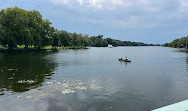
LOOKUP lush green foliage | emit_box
[0,7,54,49]
[55,31,154,47]
[55,30,91,48]
[0,7,154,50]
[164,36,188,48]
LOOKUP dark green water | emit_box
[0,47,188,111]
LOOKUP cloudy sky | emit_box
[1,0,188,43]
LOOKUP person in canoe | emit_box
[120,57,123,60]
[125,57,128,60]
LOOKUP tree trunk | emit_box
[25,44,28,49]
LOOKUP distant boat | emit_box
[108,44,113,48]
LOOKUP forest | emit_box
[0,7,154,50]
[164,36,188,48]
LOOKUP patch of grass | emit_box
[17,45,25,48]
[43,46,65,50]
[17,45,35,48]
[0,45,88,53]
[43,46,53,49]
[43,46,87,49]
[0,45,8,50]
[64,46,87,49]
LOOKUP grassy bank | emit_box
[164,47,188,53]
[0,45,87,53]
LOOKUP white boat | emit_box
[108,44,113,48]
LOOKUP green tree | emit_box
[71,32,81,47]
[166,36,188,48]
[81,35,91,47]
[105,38,113,45]
[90,35,107,47]
[0,7,54,49]
[57,30,71,47]
[52,33,60,48]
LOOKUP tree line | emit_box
[0,7,154,50]
[47,31,155,48]
[164,36,188,48]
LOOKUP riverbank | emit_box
[180,48,188,53]
[171,47,185,51]
[164,47,188,53]
[0,45,88,53]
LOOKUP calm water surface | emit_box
[0,47,188,111]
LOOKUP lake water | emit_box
[0,46,188,111]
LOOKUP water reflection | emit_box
[0,52,56,95]
[13,78,116,111]
[1,47,188,111]
[119,61,131,66]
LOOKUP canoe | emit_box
[119,59,131,62]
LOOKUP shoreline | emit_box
[0,46,163,53]
[164,47,188,53]
[0,46,88,53]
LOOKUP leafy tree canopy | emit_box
[0,7,54,49]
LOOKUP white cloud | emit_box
[51,0,69,4]
[78,15,159,29]
[180,0,188,7]
[50,0,126,9]
[49,0,188,29]
[49,0,173,12]
[175,0,188,18]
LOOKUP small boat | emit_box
[119,59,131,62]
[108,44,113,48]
